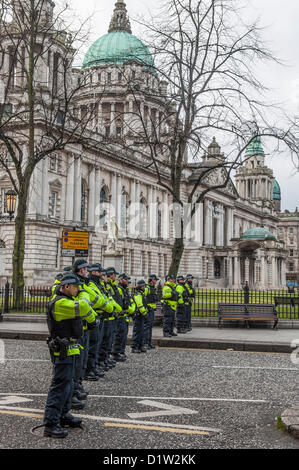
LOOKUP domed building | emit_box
[0,0,288,289]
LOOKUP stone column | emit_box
[41,158,49,216]
[88,165,96,227]
[194,202,203,245]
[73,156,81,223]
[271,256,277,288]
[129,178,136,236]
[116,174,122,229]
[228,256,233,287]
[110,172,117,222]
[65,154,75,223]
[162,191,169,240]
[94,166,101,226]
[244,257,250,283]
[110,103,116,135]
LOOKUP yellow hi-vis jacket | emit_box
[49,291,97,356]
[133,290,148,316]
[87,280,114,316]
[101,280,122,320]
[162,282,178,311]
[117,284,136,322]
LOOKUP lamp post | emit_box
[0,189,17,222]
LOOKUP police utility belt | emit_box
[47,336,78,362]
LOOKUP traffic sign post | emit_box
[62,231,89,257]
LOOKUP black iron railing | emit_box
[0,283,298,320]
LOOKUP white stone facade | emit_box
[0,0,287,289]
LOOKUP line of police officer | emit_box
[43,261,195,438]
[161,274,195,337]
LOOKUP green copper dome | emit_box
[82,31,155,71]
[273,179,281,200]
[245,137,264,156]
[240,227,276,240]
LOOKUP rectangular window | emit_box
[57,110,64,125]
[118,72,122,82]
[48,191,57,218]
[289,262,294,272]
[107,72,112,82]
[49,154,57,172]
[290,249,294,257]
[0,188,8,214]
[98,73,101,82]
[0,103,12,119]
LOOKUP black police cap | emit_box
[148,274,159,281]
[88,263,102,272]
[106,267,119,275]
[118,273,131,280]
[137,279,146,287]
[72,258,89,272]
[60,274,80,286]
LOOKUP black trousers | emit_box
[144,307,155,345]
[112,316,127,354]
[131,315,145,349]
[44,355,76,426]
[162,304,176,334]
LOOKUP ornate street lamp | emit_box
[0,189,17,222]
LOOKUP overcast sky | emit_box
[69,0,299,212]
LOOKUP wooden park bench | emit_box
[218,303,278,329]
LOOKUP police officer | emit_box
[185,274,195,331]
[106,267,123,365]
[144,274,159,349]
[131,280,148,353]
[176,276,189,333]
[97,269,122,371]
[51,274,63,298]
[111,273,136,361]
[85,263,115,380]
[44,273,99,438]
[72,260,108,403]
[162,274,178,337]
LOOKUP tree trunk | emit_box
[168,235,184,277]
[12,178,30,308]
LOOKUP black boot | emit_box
[83,370,99,381]
[44,424,68,438]
[71,396,86,410]
[61,413,83,428]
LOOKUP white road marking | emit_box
[0,405,222,433]
[127,400,198,419]
[0,395,33,406]
[0,392,267,403]
[212,366,298,371]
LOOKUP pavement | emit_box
[0,312,299,440]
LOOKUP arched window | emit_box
[139,198,147,235]
[99,187,109,228]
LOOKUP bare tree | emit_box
[110,0,299,275]
[0,0,97,294]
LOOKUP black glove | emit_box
[87,317,101,330]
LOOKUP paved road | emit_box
[0,339,298,451]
